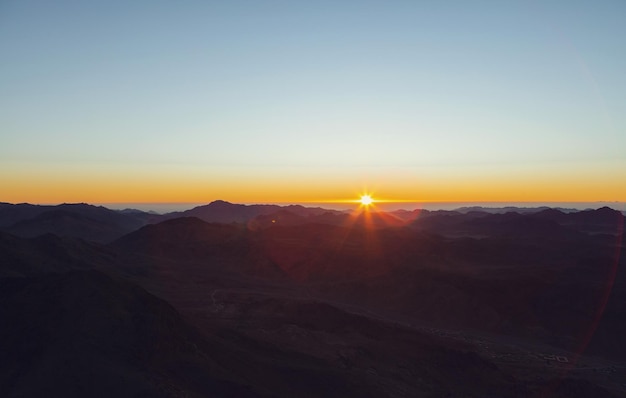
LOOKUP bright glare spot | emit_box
[360,195,373,206]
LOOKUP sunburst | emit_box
[360,194,373,206]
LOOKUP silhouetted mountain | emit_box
[116,208,160,217]
[462,212,584,240]
[388,208,423,221]
[410,210,487,235]
[411,207,624,240]
[0,203,150,243]
[163,200,341,224]
[0,202,49,227]
[0,269,558,398]
[454,206,570,214]
[555,207,625,239]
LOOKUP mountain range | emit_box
[0,200,624,397]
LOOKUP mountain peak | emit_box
[209,199,234,206]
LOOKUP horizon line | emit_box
[3,200,625,214]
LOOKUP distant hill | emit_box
[2,201,622,242]
[162,200,342,224]
[0,201,351,243]
[411,207,624,239]
[454,206,578,214]
[0,203,153,243]
[532,206,625,234]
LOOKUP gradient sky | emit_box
[1,0,625,205]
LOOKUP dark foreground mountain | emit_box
[0,270,261,398]
[111,209,626,358]
[0,269,564,398]
[1,202,625,396]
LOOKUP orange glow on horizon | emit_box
[1,163,625,205]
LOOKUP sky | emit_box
[1,0,625,207]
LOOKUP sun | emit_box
[360,194,374,206]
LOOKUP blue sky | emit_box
[1,1,625,204]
